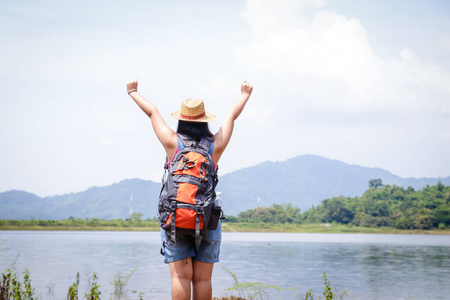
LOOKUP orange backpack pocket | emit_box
[174,152,208,179]
[166,208,203,230]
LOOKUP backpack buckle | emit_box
[199,162,209,182]
[196,206,204,215]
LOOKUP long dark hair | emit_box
[176,120,213,142]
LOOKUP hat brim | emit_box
[170,110,217,122]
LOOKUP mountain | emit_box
[1,155,449,219]
[0,179,161,220]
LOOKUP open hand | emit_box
[241,80,253,96]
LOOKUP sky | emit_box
[1,0,449,197]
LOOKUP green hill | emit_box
[236,182,450,230]
[1,155,449,219]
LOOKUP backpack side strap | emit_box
[169,201,177,244]
[195,206,203,250]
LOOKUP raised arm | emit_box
[213,80,253,163]
[126,79,177,159]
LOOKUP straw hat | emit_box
[171,99,216,122]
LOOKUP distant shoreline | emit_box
[1,223,450,235]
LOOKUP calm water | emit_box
[1,231,450,299]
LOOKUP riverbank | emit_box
[224,222,450,234]
[1,222,450,234]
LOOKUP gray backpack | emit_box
[158,134,220,249]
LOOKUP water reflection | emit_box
[1,231,449,300]
[218,236,450,299]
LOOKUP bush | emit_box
[359,215,378,228]
[396,217,412,230]
[412,215,436,229]
[435,207,450,226]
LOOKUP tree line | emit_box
[229,180,450,230]
[1,181,449,231]
[0,213,159,229]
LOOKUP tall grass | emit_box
[111,268,137,296]
[0,269,36,300]
[215,266,350,300]
[1,265,355,300]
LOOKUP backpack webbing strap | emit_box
[169,201,177,245]
[169,202,201,246]
[159,158,169,198]
[173,175,208,188]
[195,207,203,250]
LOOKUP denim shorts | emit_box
[160,221,222,264]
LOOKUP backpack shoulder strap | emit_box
[178,134,200,149]
[177,134,213,154]
[177,134,189,149]
[199,136,215,155]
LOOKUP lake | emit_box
[1,231,449,299]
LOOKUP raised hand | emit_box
[241,80,253,96]
[126,78,138,95]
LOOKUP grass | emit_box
[221,222,450,235]
[1,267,345,300]
[1,222,450,234]
[0,225,158,231]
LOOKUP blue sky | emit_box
[1,0,449,196]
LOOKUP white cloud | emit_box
[222,0,450,179]
[242,0,325,39]
[234,0,450,116]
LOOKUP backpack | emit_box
[158,134,220,250]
